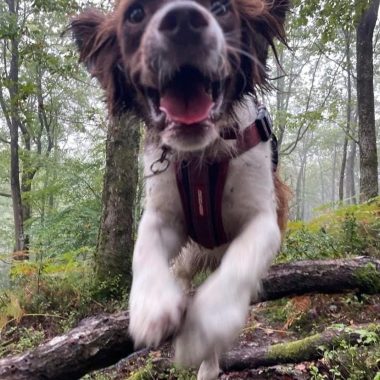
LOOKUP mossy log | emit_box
[139,323,380,374]
[0,256,379,380]
[220,323,380,371]
[0,312,133,380]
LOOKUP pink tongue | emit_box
[160,83,213,125]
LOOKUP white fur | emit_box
[128,97,280,378]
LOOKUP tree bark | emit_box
[317,157,325,204]
[95,114,140,292]
[260,256,380,301]
[0,256,378,380]
[356,0,380,202]
[339,31,353,203]
[220,323,380,371]
[296,147,307,220]
[0,311,133,380]
[132,323,380,375]
[339,138,349,203]
[346,138,357,204]
[331,144,337,203]
[2,0,28,255]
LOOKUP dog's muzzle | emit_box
[145,2,225,72]
[139,1,229,150]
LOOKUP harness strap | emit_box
[175,161,229,249]
[175,105,276,249]
[222,106,278,170]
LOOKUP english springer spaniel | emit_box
[71,0,290,378]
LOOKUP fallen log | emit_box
[261,255,380,300]
[220,323,380,371]
[0,312,133,380]
[0,256,379,380]
[149,323,380,374]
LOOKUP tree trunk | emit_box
[339,31,353,203]
[331,144,337,203]
[0,256,378,380]
[339,138,348,202]
[6,0,27,256]
[295,162,303,220]
[318,157,325,204]
[9,122,26,256]
[346,138,357,204]
[19,135,38,257]
[95,115,140,293]
[356,0,380,202]
[296,149,307,220]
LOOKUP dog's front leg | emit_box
[129,210,186,348]
[175,212,280,368]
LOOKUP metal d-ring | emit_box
[146,147,171,178]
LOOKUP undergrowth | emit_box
[278,197,380,263]
[0,248,128,358]
[0,198,378,369]
[310,331,380,380]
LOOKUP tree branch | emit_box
[0,256,378,380]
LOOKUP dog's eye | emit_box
[126,4,145,23]
[211,0,230,16]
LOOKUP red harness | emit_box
[175,106,276,249]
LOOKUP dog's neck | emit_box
[232,95,259,132]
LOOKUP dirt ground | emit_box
[87,293,380,379]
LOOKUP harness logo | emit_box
[196,187,205,217]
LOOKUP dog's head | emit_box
[71,0,289,152]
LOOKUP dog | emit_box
[71,0,289,378]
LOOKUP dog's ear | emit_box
[236,0,290,90]
[70,9,132,116]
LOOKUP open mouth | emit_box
[146,66,224,127]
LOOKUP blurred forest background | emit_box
[0,0,379,378]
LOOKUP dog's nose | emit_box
[158,6,209,42]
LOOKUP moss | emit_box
[267,324,380,365]
[267,333,322,362]
[261,298,288,324]
[354,263,380,294]
[127,362,155,380]
[126,360,196,380]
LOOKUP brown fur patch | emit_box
[274,171,291,236]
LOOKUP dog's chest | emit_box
[144,141,276,246]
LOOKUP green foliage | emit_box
[278,225,341,262]
[0,244,129,324]
[29,198,101,258]
[8,255,93,315]
[294,0,371,42]
[308,325,380,379]
[127,356,196,380]
[278,198,380,262]
[354,263,380,294]
[314,332,380,379]
[0,326,45,357]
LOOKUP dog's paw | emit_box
[129,275,186,348]
[197,352,220,380]
[175,273,250,367]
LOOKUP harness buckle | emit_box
[255,106,273,142]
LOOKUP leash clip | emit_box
[148,146,171,177]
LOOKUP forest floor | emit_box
[84,292,380,379]
[1,201,379,379]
